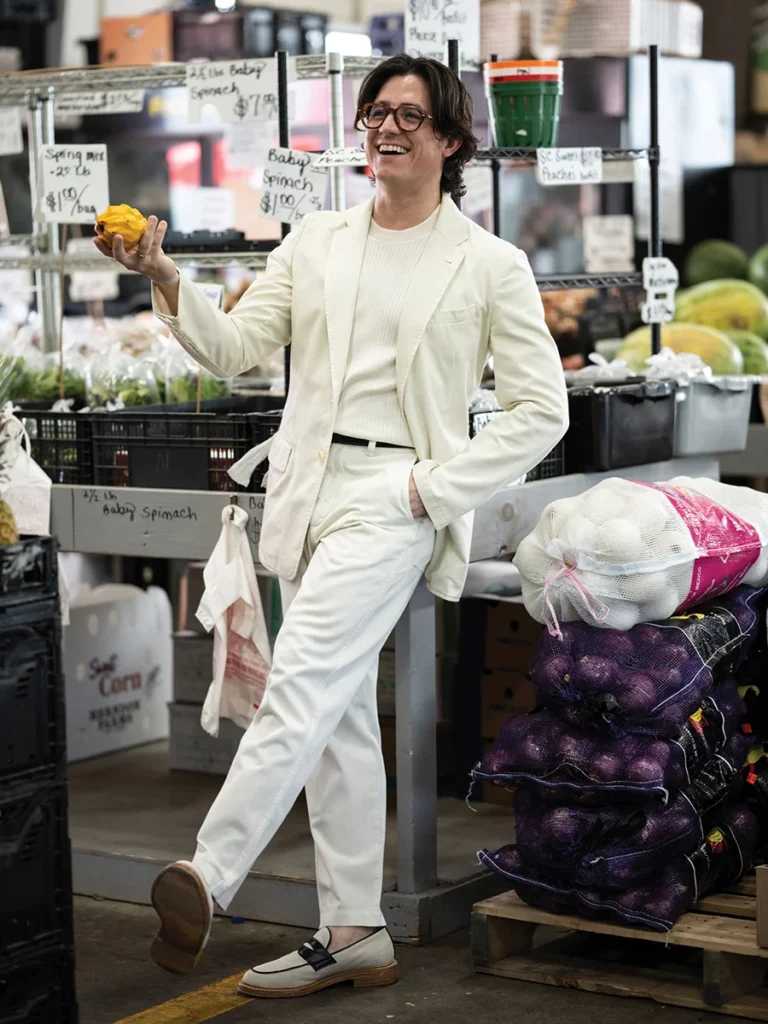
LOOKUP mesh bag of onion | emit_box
[471,679,745,803]
[531,586,765,739]
[515,730,751,889]
[514,476,768,632]
[742,748,768,858]
[479,803,758,931]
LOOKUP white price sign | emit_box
[187,59,282,124]
[641,256,678,324]
[462,164,493,218]
[225,121,277,170]
[405,0,480,70]
[260,148,328,225]
[314,147,369,168]
[0,107,23,156]
[536,148,603,186]
[67,237,119,303]
[583,215,635,274]
[41,144,109,224]
[0,245,34,304]
[196,283,224,309]
[56,91,146,116]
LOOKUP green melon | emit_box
[684,240,749,287]
[675,279,768,339]
[617,322,745,375]
[749,244,768,295]
[726,329,768,374]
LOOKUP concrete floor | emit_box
[74,895,734,1024]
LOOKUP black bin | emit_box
[564,380,676,473]
[0,940,78,1023]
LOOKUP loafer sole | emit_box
[150,864,211,975]
[237,960,399,998]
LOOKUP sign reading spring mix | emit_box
[186,59,283,123]
[41,144,110,223]
[405,0,480,71]
[260,148,329,225]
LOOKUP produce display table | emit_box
[51,454,718,941]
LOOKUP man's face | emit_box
[363,73,460,192]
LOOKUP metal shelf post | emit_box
[276,49,291,395]
[39,87,61,355]
[327,52,346,212]
[648,43,662,355]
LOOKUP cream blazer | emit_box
[153,193,569,602]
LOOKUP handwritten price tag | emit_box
[41,144,109,224]
[641,257,678,325]
[314,147,369,168]
[0,108,23,156]
[187,59,279,124]
[535,148,603,186]
[56,91,146,116]
[260,148,328,225]
[406,0,480,70]
[67,237,119,303]
[583,215,635,273]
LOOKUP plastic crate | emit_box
[0,536,58,611]
[526,441,565,481]
[90,412,253,492]
[675,378,752,456]
[0,940,78,1024]
[20,411,93,486]
[564,380,676,473]
[168,700,241,775]
[0,771,74,956]
[0,603,65,781]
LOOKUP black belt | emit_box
[331,433,414,451]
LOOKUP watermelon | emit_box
[749,244,768,295]
[675,279,768,339]
[727,329,768,374]
[617,323,745,375]
[684,240,749,287]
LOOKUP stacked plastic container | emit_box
[483,60,563,148]
[0,537,78,1022]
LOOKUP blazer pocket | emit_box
[268,434,293,473]
[432,303,478,325]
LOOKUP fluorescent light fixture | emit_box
[325,31,372,56]
[215,0,237,11]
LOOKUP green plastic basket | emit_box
[486,80,563,148]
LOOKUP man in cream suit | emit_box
[95,54,568,998]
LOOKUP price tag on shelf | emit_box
[0,107,23,156]
[260,148,328,225]
[67,237,119,303]
[641,256,678,324]
[462,164,493,218]
[314,147,369,168]
[196,283,224,309]
[583,214,635,273]
[535,148,603,186]
[187,58,282,124]
[405,0,480,71]
[225,121,277,170]
[41,144,109,224]
[55,91,146,116]
[0,244,34,304]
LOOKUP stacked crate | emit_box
[0,536,78,1023]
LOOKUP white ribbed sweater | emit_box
[334,207,439,447]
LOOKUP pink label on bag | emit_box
[638,482,761,609]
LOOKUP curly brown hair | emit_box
[355,54,479,199]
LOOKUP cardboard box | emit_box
[483,598,541,673]
[100,12,173,66]
[63,584,172,763]
[173,632,214,706]
[168,701,242,775]
[481,669,536,740]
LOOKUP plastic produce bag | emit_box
[162,343,229,404]
[0,406,52,536]
[472,679,745,803]
[515,730,751,889]
[514,476,768,632]
[478,803,758,932]
[195,504,271,737]
[532,586,765,738]
[85,344,160,410]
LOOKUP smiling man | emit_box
[94,53,568,999]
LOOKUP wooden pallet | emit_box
[472,874,768,1021]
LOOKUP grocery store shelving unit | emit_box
[0,44,671,942]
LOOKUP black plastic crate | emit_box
[90,412,254,492]
[0,536,58,611]
[0,771,74,957]
[0,0,56,21]
[0,604,65,781]
[564,380,676,474]
[20,411,93,486]
[526,441,565,482]
[245,411,284,491]
[0,940,78,1024]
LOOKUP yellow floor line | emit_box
[112,973,249,1024]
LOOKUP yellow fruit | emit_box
[0,500,19,546]
[94,204,148,250]
[617,322,745,375]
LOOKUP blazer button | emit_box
[317,450,326,463]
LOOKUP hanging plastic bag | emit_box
[0,405,52,536]
[196,504,271,736]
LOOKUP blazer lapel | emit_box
[395,195,468,407]
[324,199,373,402]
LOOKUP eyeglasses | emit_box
[356,102,434,133]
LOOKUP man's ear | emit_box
[442,135,462,158]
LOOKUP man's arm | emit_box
[152,219,309,379]
[411,249,568,530]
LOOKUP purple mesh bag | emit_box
[472,679,745,804]
[515,730,752,889]
[532,586,765,739]
[479,803,758,932]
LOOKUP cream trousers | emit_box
[193,442,436,925]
